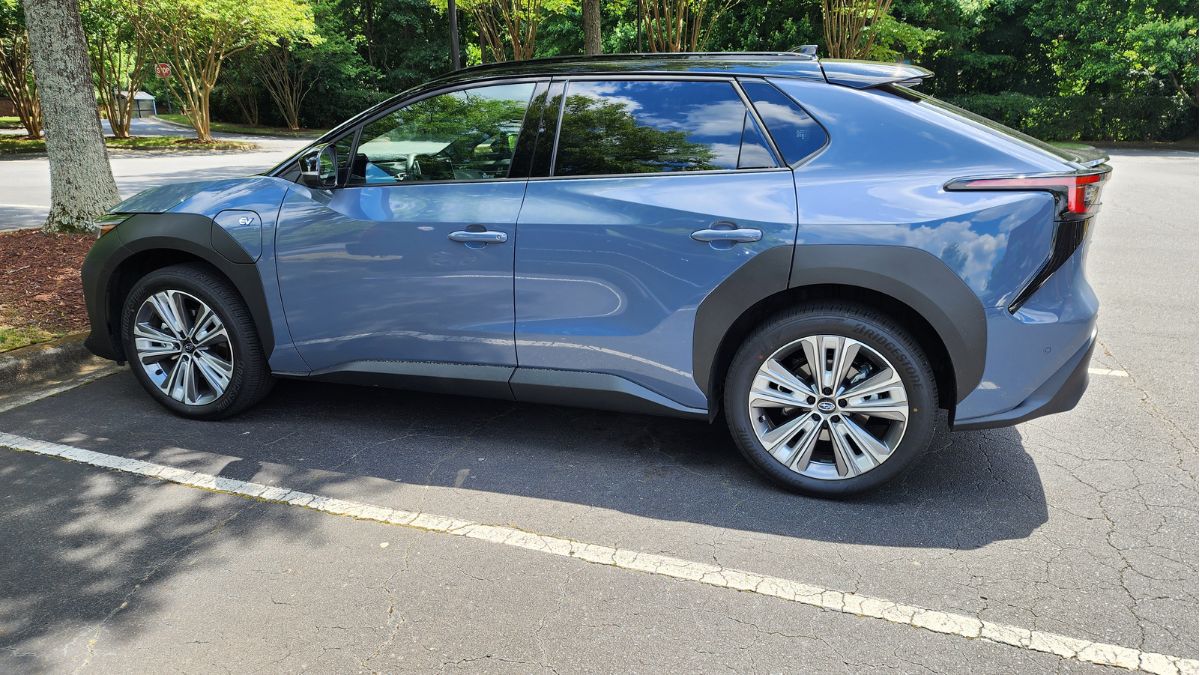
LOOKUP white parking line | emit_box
[1089,367,1130,377]
[0,431,1194,675]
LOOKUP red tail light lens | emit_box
[946,169,1110,217]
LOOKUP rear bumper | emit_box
[952,241,1098,430]
[953,332,1094,431]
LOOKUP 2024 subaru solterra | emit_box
[82,53,1111,496]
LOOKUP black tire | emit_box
[120,263,273,420]
[723,302,939,497]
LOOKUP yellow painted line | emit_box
[0,431,1195,675]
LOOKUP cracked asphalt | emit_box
[0,149,1196,672]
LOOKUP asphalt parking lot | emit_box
[0,149,1196,673]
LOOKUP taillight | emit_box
[945,168,1111,218]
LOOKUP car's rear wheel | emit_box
[120,264,273,420]
[724,302,939,497]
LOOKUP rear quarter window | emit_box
[740,80,828,165]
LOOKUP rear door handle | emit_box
[691,228,762,244]
[448,230,508,244]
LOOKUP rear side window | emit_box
[740,80,827,164]
[553,80,776,177]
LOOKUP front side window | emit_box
[553,80,776,177]
[349,82,536,185]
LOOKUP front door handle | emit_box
[448,230,508,244]
[691,227,762,244]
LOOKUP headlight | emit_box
[93,213,131,238]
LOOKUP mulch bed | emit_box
[0,229,93,333]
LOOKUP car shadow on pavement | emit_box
[0,373,1049,670]
[251,379,1048,550]
[2,373,1048,552]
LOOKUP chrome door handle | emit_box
[448,230,508,244]
[691,228,762,244]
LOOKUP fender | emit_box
[693,244,987,406]
[81,213,275,362]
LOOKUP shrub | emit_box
[947,92,1197,142]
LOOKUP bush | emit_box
[948,92,1198,142]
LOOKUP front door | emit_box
[514,78,799,410]
[276,82,539,373]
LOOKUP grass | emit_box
[157,113,325,138]
[0,135,257,154]
[0,325,62,352]
[0,116,23,130]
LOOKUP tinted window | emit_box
[553,80,776,177]
[350,82,536,185]
[741,80,827,164]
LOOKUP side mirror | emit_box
[299,144,338,189]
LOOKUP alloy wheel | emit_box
[133,290,235,406]
[747,335,910,480]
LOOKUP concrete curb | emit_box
[0,333,109,395]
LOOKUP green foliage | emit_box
[1124,13,1199,106]
[181,0,1197,142]
[705,0,821,52]
[950,92,1197,141]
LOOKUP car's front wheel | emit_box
[724,302,939,497]
[120,263,273,420]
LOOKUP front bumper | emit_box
[80,229,127,362]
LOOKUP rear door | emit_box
[513,78,799,410]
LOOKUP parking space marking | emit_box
[1,431,1195,675]
[1089,367,1130,377]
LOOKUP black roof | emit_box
[424,52,826,89]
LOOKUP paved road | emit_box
[0,117,309,230]
[0,149,1196,673]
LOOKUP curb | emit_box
[0,333,110,395]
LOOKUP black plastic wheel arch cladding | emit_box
[693,244,987,412]
[81,212,276,363]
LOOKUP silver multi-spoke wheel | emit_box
[133,290,234,406]
[748,335,909,481]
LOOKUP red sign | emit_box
[155,63,171,79]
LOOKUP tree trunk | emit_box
[583,0,601,55]
[21,0,119,234]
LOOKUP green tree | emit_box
[705,0,821,53]
[432,0,576,61]
[81,0,150,139]
[1125,13,1198,107]
[142,0,316,141]
[642,0,739,52]
[0,0,40,137]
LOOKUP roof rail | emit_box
[446,50,818,76]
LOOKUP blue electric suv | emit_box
[81,52,1110,496]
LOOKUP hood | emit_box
[112,176,295,219]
